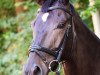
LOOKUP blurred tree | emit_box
[89,0,100,38]
[0,0,15,17]
[15,0,24,15]
[0,0,39,75]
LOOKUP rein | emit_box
[29,4,75,75]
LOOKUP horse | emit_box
[23,0,100,75]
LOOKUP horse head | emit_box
[23,0,75,75]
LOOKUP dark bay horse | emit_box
[23,0,100,75]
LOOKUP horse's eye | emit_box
[57,23,66,29]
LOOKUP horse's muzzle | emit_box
[22,52,48,75]
[23,64,42,75]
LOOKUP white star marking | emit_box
[42,13,49,22]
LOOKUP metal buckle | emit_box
[49,60,60,72]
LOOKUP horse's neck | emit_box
[62,13,100,75]
[73,13,100,49]
[73,14,100,75]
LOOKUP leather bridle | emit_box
[29,4,75,75]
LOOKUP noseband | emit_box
[29,4,75,75]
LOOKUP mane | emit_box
[73,12,100,42]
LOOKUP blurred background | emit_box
[0,0,100,75]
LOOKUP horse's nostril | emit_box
[32,66,41,74]
[33,66,40,72]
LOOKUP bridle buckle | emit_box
[49,60,61,72]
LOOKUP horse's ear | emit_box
[64,0,69,4]
[59,0,69,4]
[64,0,69,3]
[35,0,45,5]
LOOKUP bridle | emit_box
[29,3,75,75]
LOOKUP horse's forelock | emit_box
[41,0,57,12]
[58,0,69,4]
[41,0,69,12]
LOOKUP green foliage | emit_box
[0,0,15,17]
[95,0,100,9]
[0,1,39,75]
[0,0,100,75]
